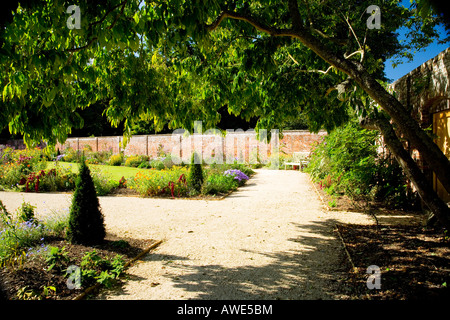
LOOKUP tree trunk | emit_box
[361,115,450,229]
[290,29,450,196]
[207,9,450,195]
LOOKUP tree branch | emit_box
[65,37,98,53]
[205,1,450,196]
[359,115,450,229]
[287,52,335,74]
[344,49,363,60]
[89,0,128,29]
[206,10,294,36]
[341,13,362,50]
[107,0,127,30]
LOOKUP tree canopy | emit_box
[3,0,450,226]
[1,0,447,146]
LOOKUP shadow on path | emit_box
[143,219,352,300]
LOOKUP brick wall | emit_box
[51,130,326,163]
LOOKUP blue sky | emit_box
[383,1,450,82]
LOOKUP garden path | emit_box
[95,169,373,299]
[0,169,374,299]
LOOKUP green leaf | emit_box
[133,12,140,24]
[2,84,9,102]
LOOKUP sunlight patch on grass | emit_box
[46,162,150,181]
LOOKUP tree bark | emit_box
[207,7,450,196]
[287,28,450,196]
[361,115,450,229]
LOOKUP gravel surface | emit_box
[0,169,374,300]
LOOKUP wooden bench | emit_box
[284,151,310,170]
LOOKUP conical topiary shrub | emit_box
[66,157,105,245]
[188,152,204,194]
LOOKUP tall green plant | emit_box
[66,157,105,245]
[306,121,416,208]
[188,152,204,194]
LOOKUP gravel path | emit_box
[0,169,374,300]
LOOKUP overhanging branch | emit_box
[206,10,294,37]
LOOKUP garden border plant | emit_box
[0,198,161,300]
[1,147,255,200]
[305,121,420,211]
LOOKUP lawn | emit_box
[46,161,149,181]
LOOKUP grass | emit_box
[46,161,150,181]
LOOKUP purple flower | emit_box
[223,169,249,182]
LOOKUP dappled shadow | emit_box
[370,208,427,227]
[337,223,450,299]
[144,219,352,300]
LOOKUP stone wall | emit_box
[389,47,450,201]
[389,47,450,129]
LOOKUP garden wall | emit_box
[389,47,450,202]
[48,130,326,163]
[389,47,450,130]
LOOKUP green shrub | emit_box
[129,166,189,197]
[125,155,149,167]
[108,153,124,166]
[188,152,204,194]
[80,250,125,288]
[45,246,70,272]
[201,173,238,195]
[22,167,77,193]
[0,148,47,190]
[150,159,165,170]
[84,151,112,165]
[137,161,151,169]
[0,202,69,268]
[61,148,79,162]
[89,167,118,196]
[66,158,105,245]
[306,121,417,209]
[17,202,36,223]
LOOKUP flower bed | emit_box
[0,201,151,300]
[128,166,190,198]
[1,148,254,198]
[128,165,252,198]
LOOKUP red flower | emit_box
[35,176,39,192]
[118,176,127,188]
[178,174,186,185]
[168,181,175,198]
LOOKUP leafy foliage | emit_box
[66,157,105,245]
[202,173,238,195]
[80,250,125,288]
[45,246,70,272]
[124,155,149,168]
[188,152,204,194]
[108,153,124,166]
[306,121,419,209]
[0,0,447,148]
